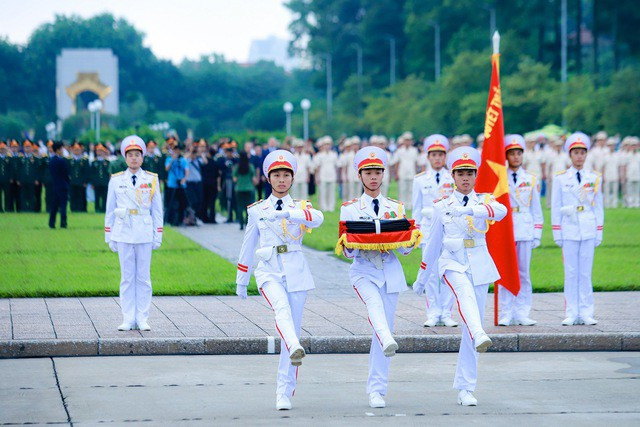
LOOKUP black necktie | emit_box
[512,172,517,185]
[576,171,581,184]
[462,195,469,206]
[276,199,283,211]
[372,199,379,216]
[435,172,440,184]
[131,175,137,186]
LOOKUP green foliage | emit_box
[243,100,286,131]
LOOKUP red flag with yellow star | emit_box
[475,33,521,325]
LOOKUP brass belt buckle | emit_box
[512,206,520,213]
[576,205,584,212]
[463,239,475,248]
[276,245,288,254]
[129,209,139,215]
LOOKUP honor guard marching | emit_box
[339,146,418,409]
[552,132,604,326]
[499,135,543,326]
[235,149,324,411]
[91,144,111,213]
[412,134,457,327]
[420,146,506,406]
[105,136,164,331]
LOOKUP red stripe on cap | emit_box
[267,161,294,173]
[569,142,588,151]
[358,158,384,170]
[427,143,447,152]
[505,143,522,152]
[451,159,477,170]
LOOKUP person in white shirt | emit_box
[621,137,640,207]
[545,137,571,208]
[390,131,419,208]
[602,137,622,208]
[585,131,608,173]
[291,138,312,200]
[312,136,339,211]
[339,137,361,202]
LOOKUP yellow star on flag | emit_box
[487,160,509,198]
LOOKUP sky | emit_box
[0,0,295,63]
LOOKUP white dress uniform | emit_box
[602,142,621,208]
[292,140,312,200]
[545,145,571,207]
[421,146,506,405]
[235,150,324,410]
[339,146,414,408]
[623,139,640,207]
[312,136,338,212]
[391,139,419,209]
[411,135,455,326]
[105,136,163,330]
[339,141,360,202]
[551,133,604,325]
[499,135,543,326]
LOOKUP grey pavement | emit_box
[1,352,639,425]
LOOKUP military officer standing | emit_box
[498,135,543,326]
[412,134,457,327]
[390,131,419,208]
[8,140,22,212]
[235,149,324,411]
[143,140,166,185]
[420,146,507,406]
[16,140,40,212]
[291,138,312,200]
[105,135,163,331]
[41,141,54,213]
[552,132,604,326]
[340,146,416,409]
[91,144,111,213]
[312,136,338,211]
[0,141,11,212]
[69,142,89,212]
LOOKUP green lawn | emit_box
[0,213,257,298]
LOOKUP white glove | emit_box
[412,280,425,296]
[152,242,161,250]
[450,206,473,217]
[532,238,541,249]
[108,241,118,253]
[236,284,248,300]
[554,239,563,248]
[267,211,290,222]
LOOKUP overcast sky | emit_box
[0,0,294,63]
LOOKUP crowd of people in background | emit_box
[0,129,639,225]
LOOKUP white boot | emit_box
[474,333,492,353]
[515,317,537,326]
[441,317,458,327]
[423,316,438,327]
[289,343,306,366]
[382,338,398,357]
[457,390,478,406]
[582,317,598,325]
[562,317,577,326]
[137,321,151,331]
[276,394,292,410]
[118,323,135,331]
[498,316,512,326]
[368,392,385,408]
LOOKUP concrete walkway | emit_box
[1,223,639,358]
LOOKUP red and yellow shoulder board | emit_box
[555,170,567,175]
[433,195,449,203]
[247,199,263,208]
[145,171,158,177]
[111,171,124,177]
[386,196,403,205]
[342,198,358,207]
[415,171,426,177]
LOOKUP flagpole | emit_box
[492,30,500,327]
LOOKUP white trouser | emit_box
[416,259,454,320]
[291,181,308,200]
[117,242,153,325]
[318,181,336,212]
[343,181,360,202]
[499,240,533,321]
[353,282,398,396]
[398,179,413,209]
[562,239,595,320]
[442,271,489,392]
[546,179,553,208]
[628,181,640,207]
[260,281,307,398]
[604,180,619,208]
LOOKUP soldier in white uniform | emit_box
[291,138,312,200]
[339,137,360,202]
[545,137,571,208]
[312,136,338,211]
[421,146,506,406]
[235,150,324,410]
[370,135,391,196]
[390,131,419,208]
[603,137,621,208]
[411,134,457,327]
[498,135,543,326]
[105,135,163,331]
[551,132,604,326]
[622,137,640,207]
[340,146,415,409]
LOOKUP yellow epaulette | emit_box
[247,199,263,208]
[386,196,403,205]
[145,171,158,176]
[342,198,358,207]
[111,171,124,177]
[415,171,426,177]
[555,170,567,175]
[433,195,449,203]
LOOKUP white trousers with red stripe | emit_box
[499,240,533,321]
[353,281,398,396]
[260,281,307,397]
[442,270,489,392]
[416,259,454,321]
[117,242,153,325]
[562,239,595,320]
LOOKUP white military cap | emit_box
[423,134,449,153]
[291,138,305,148]
[504,134,526,152]
[263,149,297,176]
[460,134,473,145]
[476,133,485,143]
[120,135,146,156]
[447,146,481,171]
[606,137,617,146]
[564,132,591,153]
[342,137,353,148]
[350,135,362,147]
[399,131,414,142]
[353,146,388,171]
[316,135,333,148]
[595,131,608,141]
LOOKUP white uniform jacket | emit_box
[340,193,414,294]
[105,169,163,245]
[422,191,507,286]
[508,167,543,242]
[236,195,324,292]
[412,168,455,232]
[551,167,604,242]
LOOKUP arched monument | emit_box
[56,48,119,120]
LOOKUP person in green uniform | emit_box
[143,140,166,185]
[32,143,44,212]
[16,140,40,212]
[8,140,21,212]
[0,141,11,212]
[91,143,111,213]
[108,144,127,175]
[232,151,256,230]
[69,142,89,212]
[41,141,54,213]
